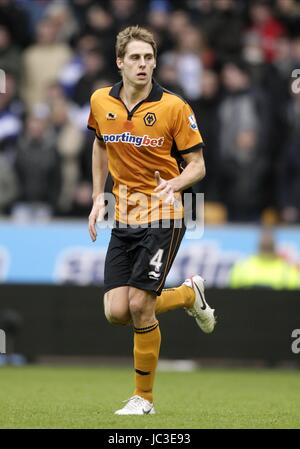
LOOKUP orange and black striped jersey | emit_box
[88,79,204,224]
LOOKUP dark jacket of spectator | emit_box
[15,117,61,208]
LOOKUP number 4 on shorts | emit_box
[150,249,164,272]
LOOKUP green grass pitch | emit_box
[0,365,299,429]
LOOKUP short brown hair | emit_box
[116,25,157,59]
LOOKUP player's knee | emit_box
[128,297,145,317]
[104,294,130,325]
[129,291,146,317]
[128,289,156,319]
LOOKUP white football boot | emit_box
[184,275,216,334]
[114,395,155,415]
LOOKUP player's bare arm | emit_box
[154,150,206,204]
[88,138,108,242]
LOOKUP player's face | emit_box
[117,40,156,87]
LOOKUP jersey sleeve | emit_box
[87,95,103,141]
[173,101,204,154]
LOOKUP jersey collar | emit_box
[109,79,163,103]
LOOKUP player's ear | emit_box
[116,57,123,70]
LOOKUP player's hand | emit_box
[154,170,176,205]
[88,194,105,242]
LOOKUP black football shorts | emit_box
[104,220,186,296]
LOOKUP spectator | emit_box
[167,9,192,45]
[207,0,244,62]
[230,228,300,289]
[48,87,84,215]
[248,0,286,63]
[59,33,102,98]
[0,25,21,80]
[146,1,173,56]
[156,56,184,95]
[160,24,205,100]
[275,0,300,38]
[21,17,72,110]
[264,36,294,205]
[190,69,221,200]
[278,88,300,223]
[174,25,205,100]
[108,0,143,30]
[84,5,115,61]
[72,47,109,106]
[70,0,95,31]
[0,0,32,48]
[44,1,79,43]
[217,60,269,221]
[14,108,61,219]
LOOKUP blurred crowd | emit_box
[0,0,300,223]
